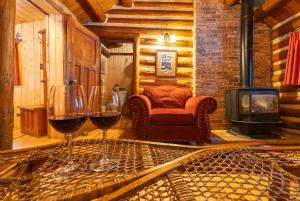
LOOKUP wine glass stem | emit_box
[67,134,74,168]
[102,129,108,161]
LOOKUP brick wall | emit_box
[194,0,271,129]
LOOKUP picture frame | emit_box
[156,50,177,77]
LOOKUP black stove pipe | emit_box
[240,0,254,88]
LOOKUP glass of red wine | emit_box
[48,84,87,179]
[88,86,121,172]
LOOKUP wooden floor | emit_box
[13,117,300,150]
[13,117,135,150]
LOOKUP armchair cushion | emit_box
[144,85,192,108]
[150,108,194,126]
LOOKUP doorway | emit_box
[101,40,134,115]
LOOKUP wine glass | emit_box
[48,84,87,179]
[88,86,121,172]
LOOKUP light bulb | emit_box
[157,34,164,43]
[169,33,177,43]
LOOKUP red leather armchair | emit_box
[128,85,217,144]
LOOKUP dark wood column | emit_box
[0,0,16,149]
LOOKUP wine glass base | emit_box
[90,158,117,172]
[53,164,83,181]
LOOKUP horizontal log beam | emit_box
[140,38,193,47]
[272,73,285,83]
[271,17,300,39]
[272,49,288,62]
[107,18,193,27]
[280,104,300,118]
[119,0,133,7]
[277,126,300,135]
[89,22,192,30]
[254,0,290,22]
[86,25,193,37]
[272,38,289,51]
[46,0,78,20]
[272,63,286,72]
[280,116,300,130]
[110,52,134,56]
[134,2,193,8]
[107,9,193,17]
[224,0,238,6]
[140,48,192,57]
[140,59,192,67]
[280,92,300,104]
[139,79,192,88]
[140,71,192,78]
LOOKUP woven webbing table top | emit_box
[0,139,300,201]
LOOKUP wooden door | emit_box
[65,15,100,100]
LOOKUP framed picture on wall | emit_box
[156,50,177,77]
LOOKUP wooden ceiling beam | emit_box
[119,0,133,7]
[254,0,290,22]
[85,25,193,37]
[46,0,78,20]
[86,0,106,22]
[24,0,48,15]
[224,0,238,6]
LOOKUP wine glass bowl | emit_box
[88,86,121,172]
[48,85,87,179]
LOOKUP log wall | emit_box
[86,0,194,93]
[270,17,300,135]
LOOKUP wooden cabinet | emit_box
[20,106,47,137]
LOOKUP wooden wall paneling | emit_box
[104,54,133,103]
[40,30,47,105]
[33,21,41,106]
[14,25,22,131]
[47,14,65,138]
[13,20,46,133]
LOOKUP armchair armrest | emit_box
[185,96,217,142]
[128,95,151,115]
[128,95,152,139]
[185,96,217,116]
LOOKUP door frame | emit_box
[96,32,140,95]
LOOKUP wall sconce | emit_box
[157,33,177,44]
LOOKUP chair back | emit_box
[143,85,192,108]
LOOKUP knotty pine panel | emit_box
[14,20,46,130]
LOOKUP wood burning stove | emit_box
[225,88,280,135]
[225,0,280,136]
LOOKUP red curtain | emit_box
[284,32,300,85]
[14,42,21,86]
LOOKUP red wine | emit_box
[49,114,87,133]
[89,112,121,130]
